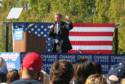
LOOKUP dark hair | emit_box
[73,61,96,84]
[0,73,7,82]
[6,69,19,83]
[93,62,102,74]
[50,60,74,84]
[55,13,62,18]
[75,58,88,64]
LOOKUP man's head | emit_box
[21,52,42,80]
[7,69,19,83]
[74,61,96,83]
[50,60,74,84]
[54,13,62,22]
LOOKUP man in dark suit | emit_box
[49,13,73,53]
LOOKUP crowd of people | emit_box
[0,52,125,84]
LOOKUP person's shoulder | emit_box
[60,21,67,26]
[62,21,66,24]
[11,79,41,84]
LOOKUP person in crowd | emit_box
[50,60,74,84]
[37,70,50,84]
[71,59,97,84]
[6,69,19,83]
[121,78,125,84]
[75,58,88,63]
[108,62,125,84]
[85,74,107,84]
[11,52,42,84]
[40,70,50,84]
[0,57,8,83]
[49,13,73,53]
[92,62,102,74]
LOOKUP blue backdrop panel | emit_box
[0,52,21,70]
[41,54,125,74]
[1,52,125,74]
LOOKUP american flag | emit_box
[13,22,53,52]
[69,23,115,54]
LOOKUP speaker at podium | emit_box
[13,28,46,52]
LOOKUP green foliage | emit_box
[0,25,5,52]
[0,0,125,53]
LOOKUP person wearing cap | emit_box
[108,62,125,84]
[11,52,42,84]
[49,13,73,53]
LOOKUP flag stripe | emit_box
[69,50,112,54]
[69,23,115,54]
[69,32,113,36]
[72,45,112,50]
[69,36,113,41]
[71,27,114,32]
[70,41,112,45]
[73,23,115,27]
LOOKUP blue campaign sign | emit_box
[42,54,58,73]
[13,28,23,40]
[8,52,125,74]
[76,54,93,61]
[59,54,76,63]
[42,54,125,74]
[0,53,21,70]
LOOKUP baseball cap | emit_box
[22,52,42,72]
[108,62,125,82]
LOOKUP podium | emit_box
[13,32,46,52]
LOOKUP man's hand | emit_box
[65,16,70,21]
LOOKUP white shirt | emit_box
[55,22,60,34]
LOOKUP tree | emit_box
[107,0,125,53]
[0,0,125,53]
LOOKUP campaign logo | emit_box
[0,53,21,70]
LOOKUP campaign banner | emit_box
[42,54,125,73]
[0,53,21,70]
[0,52,125,74]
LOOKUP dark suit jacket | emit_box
[49,21,73,52]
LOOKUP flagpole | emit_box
[4,22,9,52]
[114,24,120,55]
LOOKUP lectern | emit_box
[13,31,46,52]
